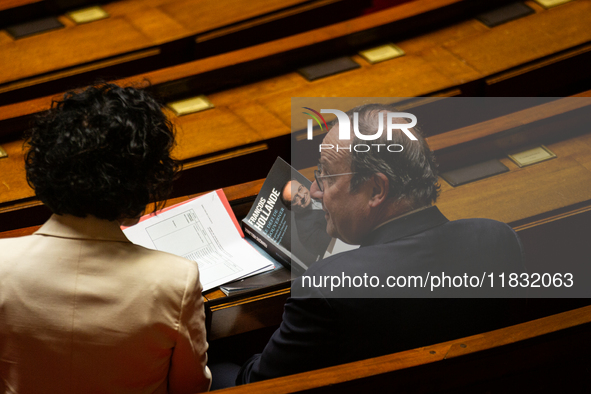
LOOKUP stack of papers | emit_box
[123,190,274,291]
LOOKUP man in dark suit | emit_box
[281,179,332,258]
[237,104,525,384]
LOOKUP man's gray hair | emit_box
[345,103,439,207]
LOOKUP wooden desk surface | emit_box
[3,94,589,204]
[3,0,587,147]
[0,0,474,123]
[0,0,311,85]
[2,0,587,140]
[0,0,42,11]
[444,0,591,76]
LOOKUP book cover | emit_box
[242,157,333,274]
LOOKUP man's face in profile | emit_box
[284,180,312,212]
[310,124,373,244]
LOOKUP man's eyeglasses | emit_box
[314,170,357,192]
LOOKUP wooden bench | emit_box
[0,1,513,228]
[1,0,588,154]
[0,1,587,208]
[0,0,106,28]
[1,3,590,267]
[0,0,369,105]
[0,1,492,204]
[0,0,515,119]
[0,0,42,11]
[1,92,590,231]
[3,91,590,348]
[2,154,590,342]
[210,304,591,393]
[2,95,591,339]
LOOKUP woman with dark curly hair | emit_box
[0,84,211,393]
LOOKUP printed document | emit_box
[123,190,274,291]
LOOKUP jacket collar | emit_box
[34,214,131,243]
[360,206,448,247]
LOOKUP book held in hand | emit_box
[242,157,341,274]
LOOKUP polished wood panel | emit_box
[1,18,153,85]
[444,0,591,76]
[427,98,591,152]
[212,305,591,393]
[207,288,290,340]
[4,0,579,151]
[0,0,369,104]
[3,0,587,127]
[0,0,499,119]
[0,139,31,204]
[0,0,41,11]
[439,153,591,224]
[160,0,305,34]
[0,0,306,84]
[0,0,502,216]
[1,0,581,214]
[2,1,590,240]
[0,1,107,30]
[2,94,590,228]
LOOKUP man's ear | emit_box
[368,173,389,208]
[310,179,322,199]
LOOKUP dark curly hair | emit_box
[346,104,440,207]
[25,84,180,221]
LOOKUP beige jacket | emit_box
[0,214,211,393]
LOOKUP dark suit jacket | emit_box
[293,208,332,257]
[237,206,526,384]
